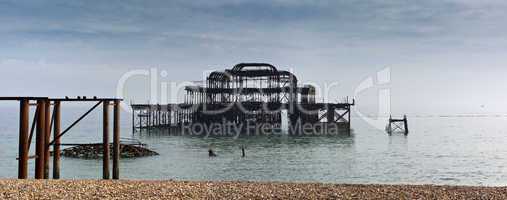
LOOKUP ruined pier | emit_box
[132,63,355,135]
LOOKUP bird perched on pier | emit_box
[93,96,97,99]
[83,96,87,100]
[77,96,81,99]
[65,96,69,99]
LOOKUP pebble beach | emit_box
[1,179,506,199]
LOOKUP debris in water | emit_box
[59,143,158,159]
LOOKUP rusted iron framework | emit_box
[387,115,409,135]
[0,97,122,180]
[132,63,355,135]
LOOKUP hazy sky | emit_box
[1,0,507,115]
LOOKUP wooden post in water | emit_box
[53,101,61,179]
[388,115,392,134]
[113,100,120,179]
[18,99,29,179]
[347,106,351,129]
[148,106,151,128]
[167,105,171,134]
[327,106,335,123]
[387,115,408,135]
[156,106,159,127]
[403,115,409,135]
[102,100,110,179]
[148,108,152,132]
[44,100,51,179]
[131,107,135,134]
[139,111,144,130]
[35,100,46,179]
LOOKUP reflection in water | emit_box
[135,128,355,152]
[388,134,408,152]
[130,128,356,182]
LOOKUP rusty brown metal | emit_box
[44,100,51,179]
[2,96,123,180]
[130,63,354,135]
[113,100,120,179]
[48,101,102,146]
[0,97,47,101]
[103,100,110,179]
[18,99,29,179]
[49,97,122,102]
[27,106,39,153]
[53,101,61,179]
[35,100,46,179]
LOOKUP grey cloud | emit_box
[1,0,507,114]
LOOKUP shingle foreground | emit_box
[1,179,506,200]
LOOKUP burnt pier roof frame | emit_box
[192,63,299,105]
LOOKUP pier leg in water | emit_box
[18,99,29,179]
[102,100,110,179]
[53,101,61,179]
[241,146,246,158]
[209,148,217,157]
[35,100,46,179]
[403,115,409,135]
[113,100,120,180]
[44,100,51,179]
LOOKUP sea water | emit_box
[0,105,506,186]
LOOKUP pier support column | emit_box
[170,104,172,134]
[44,100,51,179]
[347,107,351,131]
[53,101,61,179]
[327,106,335,122]
[388,116,392,134]
[403,115,409,135]
[132,108,135,134]
[18,99,29,179]
[148,107,152,131]
[35,100,46,179]
[140,112,144,130]
[113,100,120,180]
[102,100,110,179]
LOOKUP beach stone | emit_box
[1,180,506,200]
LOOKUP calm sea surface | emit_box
[0,106,506,186]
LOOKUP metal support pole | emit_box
[18,99,29,179]
[102,100,110,179]
[139,111,143,130]
[53,101,61,179]
[388,115,392,134]
[327,106,335,123]
[149,109,152,129]
[44,100,51,179]
[132,108,135,133]
[348,107,351,130]
[403,115,409,135]
[35,100,46,179]
[113,100,120,179]
[157,108,160,126]
[148,107,151,127]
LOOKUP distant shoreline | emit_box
[1,179,506,199]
